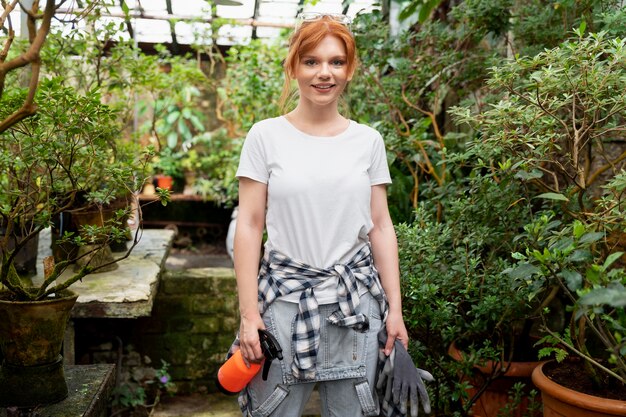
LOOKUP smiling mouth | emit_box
[312,84,335,90]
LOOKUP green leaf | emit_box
[568,249,592,262]
[579,284,626,307]
[420,0,443,23]
[178,119,192,140]
[552,237,573,251]
[166,132,178,149]
[165,110,180,124]
[189,115,205,132]
[577,20,587,37]
[603,252,624,270]
[507,263,541,280]
[573,221,585,239]
[514,169,543,180]
[387,57,410,70]
[399,1,420,22]
[214,0,244,5]
[559,270,582,291]
[536,192,569,202]
[579,232,604,244]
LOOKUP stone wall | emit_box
[134,267,239,394]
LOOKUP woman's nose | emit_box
[318,63,331,77]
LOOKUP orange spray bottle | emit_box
[217,329,283,395]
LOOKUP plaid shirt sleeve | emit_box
[257,244,388,381]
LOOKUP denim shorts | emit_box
[240,292,383,417]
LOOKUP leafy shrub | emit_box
[453,28,626,393]
[397,170,537,415]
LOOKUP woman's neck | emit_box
[285,107,349,137]
[290,102,342,123]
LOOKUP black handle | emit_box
[258,329,283,381]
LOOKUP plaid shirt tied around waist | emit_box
[258,243,389,381]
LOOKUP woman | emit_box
[232,13,410,416]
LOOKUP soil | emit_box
[543,360,626,401]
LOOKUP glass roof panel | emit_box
[3,0,379,47]
[135,18,173,43]
[171,0,212,15]
[217,0,256,19]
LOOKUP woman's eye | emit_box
[332,60,345,66]
[304,60,316,66]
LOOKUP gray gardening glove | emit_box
[391,340,434,417]
[376,347,395,415]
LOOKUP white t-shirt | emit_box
[236,116,391,303]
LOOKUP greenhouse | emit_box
[1,1,626,416]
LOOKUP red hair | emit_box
[279,16,358,112]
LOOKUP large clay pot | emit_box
[0,289,78,407]
[52,197,130,266]
[532,361,626,417]
[449,343,543,417]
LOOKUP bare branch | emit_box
[0,0,20,28]
[0,0,55,133]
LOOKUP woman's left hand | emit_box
[383,310,408,356]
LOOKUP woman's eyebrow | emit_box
[300,54,347,59]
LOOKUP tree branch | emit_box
[0,0,55,133]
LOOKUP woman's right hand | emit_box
[238,311,266,365]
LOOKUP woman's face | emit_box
[294,34,353,109]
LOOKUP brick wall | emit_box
[134,267,239,394]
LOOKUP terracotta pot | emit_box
[71,197,129,230]
[52,197,130,262]
[532,361,626,416]
[0,289,78,407]
[154,174,175,191]
[449,342,543,417]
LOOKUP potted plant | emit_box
[152,147,183,192]
[172,128,240,205]
[397,168,545,417]
[0,78,155,407]
[513,215,626,416]
[453,28,626,415]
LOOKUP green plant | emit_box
[510,214,626,386]
[0,78,154,301]
[110,348,177,417]
[152,85,207,150]
[197,38,286,205]
[180,128,241,206]
[452,28,626,394]
[0,0,58,132]
[496,383,542,417]
[397,168,539,416]
[347,1,622,223]
[152,148,183,180]
[41,12,212,150]
[217,38,287,136]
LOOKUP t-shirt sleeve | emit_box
[368,133,392,185]
[236,124,269,184]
